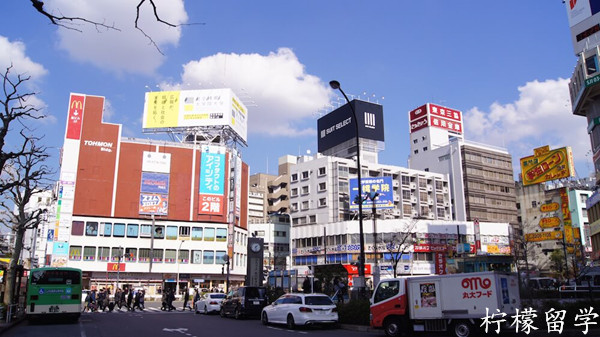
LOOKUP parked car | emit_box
[195,293,226,314]
[527,277,557,290]
[261,293,338,330]
[220,286,268,319]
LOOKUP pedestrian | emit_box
[193,288,200,311]
[132,290,142,311]
[168,289,176,311]
[303,278,312,294]
[127,289,134,311]
[182,287,192,311]
[161,290,168,311]
[139,289,145,310]
[114,288,123,309]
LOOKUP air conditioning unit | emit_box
[428,213,435,219]
[410,183,416,189]
[411,197,417,203]
[393,195,400,202]
[444,201,449,207]
[412,211,419,217]
[428,199,434,205]
[392,209,402,216]
[427,185,433,191]
[393,180,400,187]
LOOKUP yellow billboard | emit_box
[525,230,563,242]
[520,146,575,186]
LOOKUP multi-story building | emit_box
[50,93,251,295]
[407,103,518,227]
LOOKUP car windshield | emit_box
[210,294,226,299]
[245,287,266,298]
[305,296,334,305]
[539,279,554,288]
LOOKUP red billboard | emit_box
[107,263,125,272]
[408,104,427,122]
[409,116,429,133]
[429,103,462,122]
[66,94,85,140]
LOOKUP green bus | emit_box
[26,267,82,321]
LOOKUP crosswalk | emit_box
[83,307,197,314]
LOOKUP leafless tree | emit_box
[0,136,52,307]
[0,66,44,195]
[381,219,418,278]
[30,0,203,55]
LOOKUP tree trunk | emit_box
[4,228,25,307]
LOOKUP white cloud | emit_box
[161,48,330,137]
[46,0,188,75]
[463,78,590,176]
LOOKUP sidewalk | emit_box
[0,316,24,335]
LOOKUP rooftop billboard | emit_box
[519,146,575,186]
[317,100,384,153]
[142,88,248,143]
[408,103,463,134]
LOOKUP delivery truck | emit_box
[370,271,520,337]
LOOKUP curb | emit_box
[340,324,376,332]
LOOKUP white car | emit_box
[261,293,338,329]
[195,293,226,314]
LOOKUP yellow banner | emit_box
[520,147,575,186]
[144,91,180,128]
[539,217,561,228]
[525,231,563,242]
[540,202,560,212]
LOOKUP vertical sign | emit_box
[435,252,446,275]
[474,219,481,255]
[66,94,85,140]
[198,145,226,215]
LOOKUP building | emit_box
[407,103,518,227]
[51,93,251,295]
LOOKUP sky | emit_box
[0,1,592,181]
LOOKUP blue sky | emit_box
[0,1,592,180]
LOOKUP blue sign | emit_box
[47,229,54,242]
[199,152,225,195]
[53,242,69,255]
[140,172,170,194]
[349,177,394,210]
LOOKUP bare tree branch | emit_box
[30,0,120,33]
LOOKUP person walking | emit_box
[132,290,142,311]
[139,289,145,310]
[127,289,134,311]
[182,287,192,311]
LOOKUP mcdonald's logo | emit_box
[106,263,125,272]
[66,94,85,140]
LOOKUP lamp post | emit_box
[366,192,380,287]
[329,80,366,296]
[176,240,184,296]
[116,246,123,291]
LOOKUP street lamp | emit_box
[176,240,184,296]
[329,80,366,296]
[366,192,380,287]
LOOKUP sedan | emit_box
[195,293,226,314]
[261,293,338,329]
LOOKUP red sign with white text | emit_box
[435,252,446,275]
[409,116,429,133]
[66,94,85,140]
[429,103,462,122]
[198,194,224,215]
[430,115,463,134]
[107,263,125,272]
[408,104,427,122]
[343,264,372,275]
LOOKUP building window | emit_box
[216,251,227,264]
[101,222,112,236]
[110,247,123,262]
[204,228,215,241]
[85,222,98,236]
[71,221,84,236]
[291,173,298,182]
[203,251,215,264]
[179,250,189,263]
[138,248,151,263]
[127,224,139,238]
[165,249,177,263]
[423,147,428,151]
[192,250,202,264]
[166,226,178,240]
[531,201,537,208]
[319,198,327,207]
[402,190,411,199]
[301,186,310,195]
[302,171,309,180]
[179,226,190,238]
[318,182,326,192]
[301,201,309,210]
[97,247,111,261]
[192,227,203,240]
[318,167,327,176]
[151,249,163,263]
[113,223,125,237]
[140,224,151,237]
[153,225,165,239]
[83,247,96,261]
[586,55,598,75]
[125,248,137,262]
[401,176,410,185]
[414,149,418,154]
[309,215,316,223]
[291,203,298,212]
[291,188,298,197]
[69,246,82,261]
[216,228,227,242]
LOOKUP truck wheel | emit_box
[383,317,402,337]
[452,321,475,337]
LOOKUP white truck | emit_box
[370,271,521,337]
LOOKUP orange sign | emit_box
[540,202,560,212]
[520,146,575,186]
[525,231,563,242]
[539,217,561,228]
[107,263,125,272]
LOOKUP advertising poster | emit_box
[139,193,169,215]
[520,146,575,186]
[349,177,394,210]
[420,283,437,307]
[140,172,170,194]
[198,148,226,216]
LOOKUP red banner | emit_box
[198,194,224,215]
[343,263,372,275]
[435,252,446,275]
[107,263,125,272]
[66,94,85,140]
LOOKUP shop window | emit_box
[83,247,96,261]
[113,223,125,237]
[192,227,203,241]
[204,228,215,241]
[69,246,82,261]
[216,228,227,242]
[125,248,137,262]
[127,224,139,238]
[192,250,202,264]
[165,249,177,263]
[179,250,189,263]
[85,222,98,236]
[166,226,178,240]
[203,251,215,264]
[71,221,84,236]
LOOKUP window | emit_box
[291,188,299,197]
[319,198,327,207]
[318,167,326,176]
[301,186,309,195]
[138,248,150,263]
[85,222,98,236]
[151,249,163,263]
[179,226,190,238]
[291,203,298,212]
[113,223,125,237]
[125,248,136,262]
[69,246,82,260]
[301,201,309,210]
[291,173,298,182]
[83,247,96,261]
[203,251,215,264]
[401,175,410,186]
[402,190,411,199]
[111,247,123,262]
[216,228,227,242]
[101,222,112,236]
[373,280,400,303]
[318,182,326,192]
[532,201,537,208]
[179,250,189,263]
[414,149,418,154]
[309,215,316,223]
[153,225,165,239]
[301,171,309,179]
[413,139,418,144]
[204,228,215,241]
[587,55,598,75]
[97,247,110,261]
[165,249,177,263]
[192,227,203,240]
[127,224,139,238]
[71,221,84,236]
[166,226,178,240]
[215,251,227,264]
[192,250,203,264]
[140,224,152,237]
[423,147,428,151]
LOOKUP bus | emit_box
[26,267,82,321]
